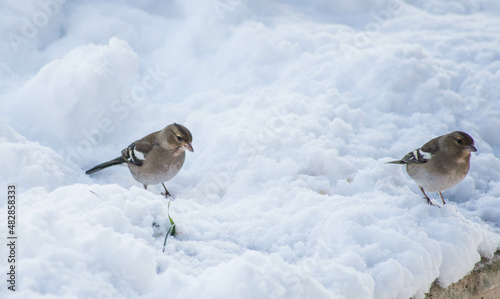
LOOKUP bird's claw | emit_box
[161,183,171,198]
[424,198,441,208]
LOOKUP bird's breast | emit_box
[127,148,186,185]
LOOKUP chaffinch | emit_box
[86,123,194,196]
[388,131,477,205]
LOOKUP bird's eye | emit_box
[456,139,463,144]
[176,136,183,141]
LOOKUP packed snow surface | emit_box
[2,1,500,298]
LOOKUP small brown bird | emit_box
[387,131,477,205]
[86,123,193,196]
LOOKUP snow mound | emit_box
[1,1,500,298]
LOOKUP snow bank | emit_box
[7,37,138,149]
[1,1,500,298]
[0,120,78,192]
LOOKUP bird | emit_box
[85,123,194,196]
[387,131,477,205]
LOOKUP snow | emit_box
[1,1,500,298]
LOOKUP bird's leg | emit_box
[419,186,435,206]
[161,183,171,198]
[143,185,148,190]
[438,191,446,205]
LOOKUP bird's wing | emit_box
[398,148,432,164]
[121,140,158,166]
[400,138,439,164]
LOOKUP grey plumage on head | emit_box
[451,131,474,145]
[171,123,193,143]
[444,131,476,152]
[161,123,194,152]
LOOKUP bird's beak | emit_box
[184,142,194,152]
[465,145,477,152]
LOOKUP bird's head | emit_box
[446,131,477,156]
[164,123,194,153]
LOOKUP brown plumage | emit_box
[388,131,477,205]
[86,123,194,196]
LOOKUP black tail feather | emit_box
[386,160,406,164]
[85,157,126,175]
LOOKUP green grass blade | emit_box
[162,200,176,253]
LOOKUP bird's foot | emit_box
[161,183,171,198]
[419,187,440,208]
[425,198,441,208]
[438,192,446,205]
